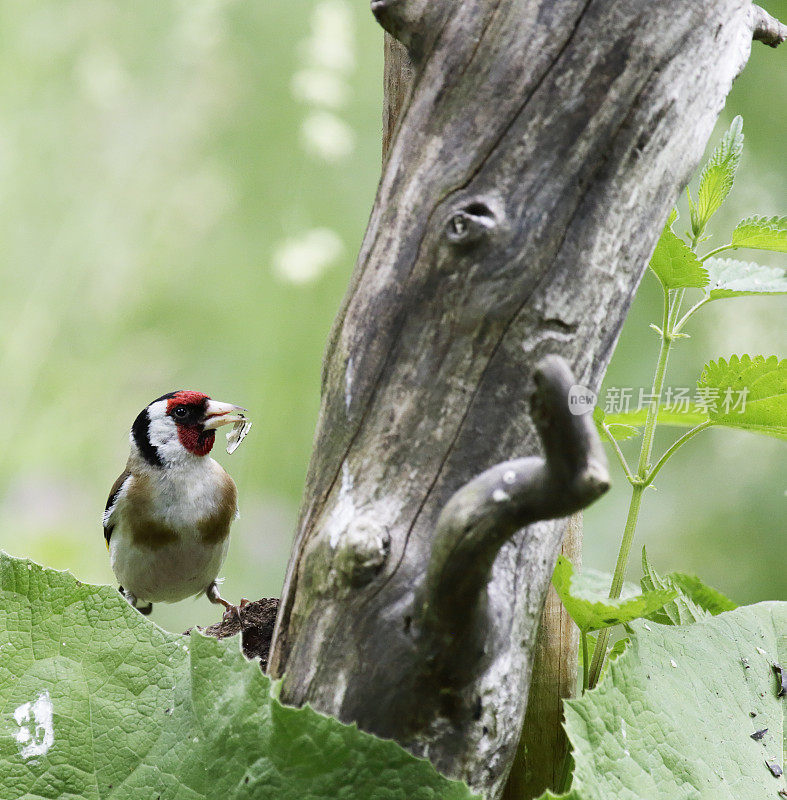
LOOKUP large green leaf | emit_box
[0,553,477,800]
[552,556,676,634]
[698,355,787,438]
[731,215,787,253]
[541,602,787,800]
[689,116,743,237]
[649,226,709,290]
[704,258,787,299]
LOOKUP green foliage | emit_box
[698,355,787,438]
[731,215,787,252]
[640,549,710,626]
[596,356,787,443]
[578,635,630,682]
[595,405,708,441]
[584,116,785,711]
[689,116,744,239]
[704,258,787,299]
[577,567,640,600]
[605,637,629,664]
[648,225,709,289]
[639,552,736,627]
[0,553,477,800]
[541,602,787,800]
[552,555,676,634]
[668,573,737,615]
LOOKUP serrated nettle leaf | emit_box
[0,553,478,800]
[552,555,677,634]
[641,548,710,626]
[704,258,787,299]
[698,355,787,439]
[690,116,743,237]
[541,602,787,800]
[649,225,709,289]
[595,405,709,441]
[731,215,787,253]
[668,572,737,615]
[667,207,678,229]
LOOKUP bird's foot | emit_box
[206,582,246,624]
[119,586,153,616]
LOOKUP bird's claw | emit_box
[207,582,247,626]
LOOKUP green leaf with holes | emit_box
[731,215,787,253]
[697,355,787,438]
[552,556,677,634]
[704,258,787,299]
[649,226,709,290]
[689,116,744,238]
[539,601,787,800]
[0,552,478,800]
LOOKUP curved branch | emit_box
[418,355,609,680]
[750,5,787,47]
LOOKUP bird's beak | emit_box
[202,400,248,430]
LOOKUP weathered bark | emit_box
[268,2,781,797]
[386,30,585,799]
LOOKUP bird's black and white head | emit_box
[130,390,246,468]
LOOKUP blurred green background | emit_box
[0,0,783,634]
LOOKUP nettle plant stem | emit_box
[586,226,722,689]
[588,287,678,688]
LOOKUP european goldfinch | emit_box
[103,390,247,616]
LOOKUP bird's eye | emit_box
[174,406,188,418]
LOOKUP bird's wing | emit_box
[103,469,131,548]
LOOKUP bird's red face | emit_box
[166,391,215,456]
[132,390,247,467]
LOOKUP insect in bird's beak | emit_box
[201,400,248,430]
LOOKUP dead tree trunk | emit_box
[383,34,585,800]
[268,2,784,797]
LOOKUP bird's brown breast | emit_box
[199,471,238,544]
[124,470,237,549]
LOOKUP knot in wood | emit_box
[445,201,497,247]
[333,515,391,588]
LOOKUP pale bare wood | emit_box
[382,33,413,161]
[503,514,581,800]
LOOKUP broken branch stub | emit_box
[420,355,609,670]
[750,4,787,46]
[371,0,450,61]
